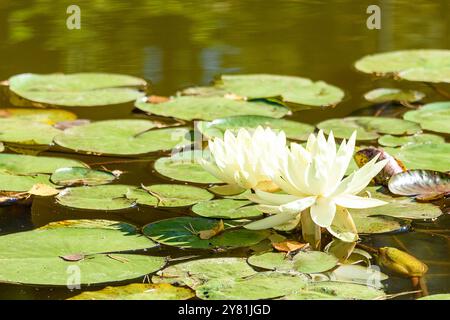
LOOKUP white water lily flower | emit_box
[200,126,287,190]
[245,130,389,239]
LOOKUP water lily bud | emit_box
[377,247,428,277]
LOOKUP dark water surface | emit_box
[0,0,449,299]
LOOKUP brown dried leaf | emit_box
[27,184,60,196]
[272,240,306,253]
[198,220,224,240]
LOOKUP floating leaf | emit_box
[0,172,55,192]
[56,185,137,210]
[197,115,315,141]
[317,117,421,140]
[355,50,450,83]
[142,217,270,250]
[54,120,190,156]
[215,74,345,108]
[388,170,450,201]
[383,143,450,172]
[403,101,450,134]
[378,133,445,147]
[352,214,406,234]
[127,184,213,207]
[9,73,146,107]
[0,153,87,174]
[153,257,257,289]
[418,294,450,300]
[247,252,295,271]
[192,199,262,219]
[154,150,221,184]
[208,184,246,197]
[0,108,77,125]
[294,251,339,273]
[0,119,61,145]
[50,167,118,186]
[196,271,309,300]
[364,88,425,103]
[135,96,289,121]
[0,219,163,285]
[68,283,194,300]
[54,119,90,130]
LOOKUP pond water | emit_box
[0,0,449,299]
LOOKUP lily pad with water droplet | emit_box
[51,167,118,186]
[378,133,445,147]
[0,119,61,145]
[54,119,191,156]
[0,108,77,125]
[0,219,163,285]
[56,185,137,210]
[355,50,450,83]
[126,184,213,207]
[152,257,257,289]
[135,96,289,121]
[364,88,425,103]
[192,199,262,219]
[0,153,87,174]
[196,271,309,300]
[383,143,450,172]
[68,283,194,300]
[153,150,221,184]
[403,101,450,134]
[8,73,146,107]
[197,115,315,141]
[317,117,421,140]
[215,74,345,108]
[388,170,450,200]
[143,216,270,250]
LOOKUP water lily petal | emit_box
[245,212,299,230]
[334,194,387,209]
[247,189,299,206]
[310,197,336,228]
[326,206,358,242]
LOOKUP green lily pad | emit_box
[197,115,315,141]
[0,108,77,125]
[364,88,425,103]
[51,167,118,186]
[54,120,191,156]
[152,257,257,289]
[0,219,164,285]
[247,252,295,271]
[192,199,262,219]
[142,217,270,250]
[68,283,194,300]
[126,184,213,207]
[154,150,221,184]
[353,214,406,234]
[0,119,61,145]
[403,101,450,134]
[9,73,146,107]
[196,271,309,300]
[179,86,227,97]
[0,172,54,192]
[418,294,450,300]
[208,184,247,197]
[349,187,443,220]
[355,50,450,83]
[293,251,339,273]
[317,117,421,140]
[285,281,386,300]
[383,143,450,172]
[378,133,445,147]
[135,96,289,121]
[0,153,87,174]
[56,185,137,210]
[215,74,345,108]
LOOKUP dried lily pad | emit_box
[8,73,146,107]
[196,271,309,300]
[126,184,213,207]
[68,283,194,300]
[215,74,345,108]
[54,120,191,156]
[378,133,444,147]
[192,199,263,219]
[0,219,163,285]
[51,167,118,186]
[153,150,221,184]
[152,257,257,289]
[142,216,270,250]
[56,185,137,210]
[0,108,77,124]
[403,101,450,134]
[135,96,289,121]
[364,88,425,103]
[317,117,421,140]
[0,153,87,174]
[383,143,450,172]
[197,115,315,141]
[388,170,450,200]
[355,50,450,83]
[0,119,61,145]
